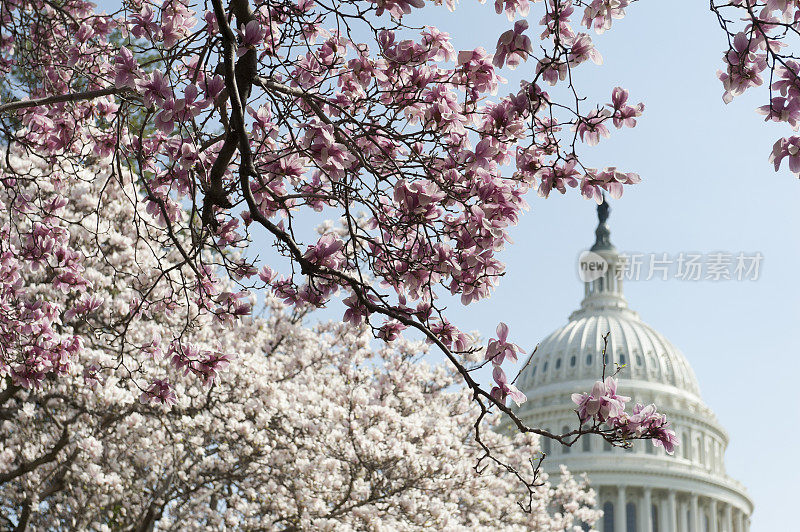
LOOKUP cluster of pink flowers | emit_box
[486,323,527,406]
[712,1,800,177]
[572,377,680,453]
[581,0,630,34]
[572,86,644,149]
[580,167,642,203]
[718,32,767,105]
[493,20,533,70]
[0,192,90,388]
[769,135,800,172]
[163,340,232,388]
[0,0,652,417]
[139,378,178,406]
[618,403,681,454]
[0,0,703,510]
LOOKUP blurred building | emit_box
[513,203,753,532]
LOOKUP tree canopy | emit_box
[3,0,794,527]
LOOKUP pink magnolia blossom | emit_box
[160,0,197,48]
[718,32,767,104]
[493,20,533,70]
[114,47,141,88]
[649,421,680,454]
[457,47,503,96]
[539,0,575,40]
[237,20,265,57]
[608,87,644,128]
[393,179,446,220]
[769,136,800,172]
[139,379,178,405]
[377,319,407,341]
[373,0,424,18]
[615,403,680,454]
[537,159,581,198]
[63,294,104,322]
[490,366,527,406]
[136,70,172,108]
[571,376,630,423]
[568,33,603,66]
[129,4,159,40]
[581,0,630,34]
[343,292,378,325]
[572,378,679,454]
[303,233,346,269]
[757,96,800,129]
[494,0,531,22]
[485,322,524,365]
[574,109,611,146]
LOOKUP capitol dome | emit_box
[514,202,753,532]
[518,309,702,398]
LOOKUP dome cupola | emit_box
[518,201,701,396]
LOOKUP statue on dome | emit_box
[592,195,614,251]
[597,196,610,224]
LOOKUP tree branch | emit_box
[0,87,131,113]
[0,426,69,484]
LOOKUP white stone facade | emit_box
[513,210,753,532]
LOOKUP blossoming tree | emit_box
[22,0,800,508]
[5,0,797,523]
[0,0,686,450]
[0,296,605,530]
[0,156,602,528]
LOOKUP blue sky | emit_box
[96,0,798,528]
[399,2,799,529]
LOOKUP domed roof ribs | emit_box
[519,201,704,397]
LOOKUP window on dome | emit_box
[531,366,537,377]
[697,437,705,466]
[626,502,637,532]
[619,352,627,365]
[652,505,660,532]
[543,431,552,454]
[570,355,577,367]
[582,434,591,453]
[543,361,548,373]
[602,503,614,532]
[562,425,570,454]
[636,355,643,366]
[555,358,562,370]
[682,432,690,460]
[586,354,592,365]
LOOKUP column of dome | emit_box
[593,487,751,532]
